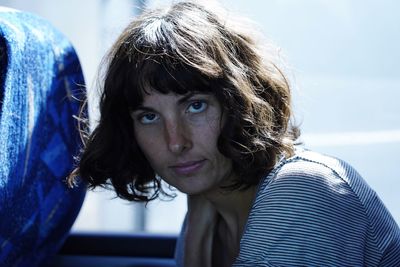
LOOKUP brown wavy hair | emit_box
[69,1,300,202]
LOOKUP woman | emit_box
[69,1,400,266]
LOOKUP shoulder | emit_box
[237,148,400,266]
[238,150,370,264]
[269,148,362,187]
[256,148,368,213]
[248,148,372,232]
[256,148,394,224]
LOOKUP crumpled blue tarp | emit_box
[0,7,86,267]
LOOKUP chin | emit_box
[177,186,203,195]
[177,183,218,196]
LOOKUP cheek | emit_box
[134,128,161,163]
[204,117,233,174]
[201,119,222,148]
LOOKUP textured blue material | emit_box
[0,7,86,267]
[176,149,400,266]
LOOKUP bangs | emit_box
[124,58,218,109]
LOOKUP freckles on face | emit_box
[131,90,233,195]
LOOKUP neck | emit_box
[204,185,257,267]
[204,185,257,243]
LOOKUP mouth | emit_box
[169,159,206,175]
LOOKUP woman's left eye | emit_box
[187,100,207,113]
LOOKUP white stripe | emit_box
[23,74,35,180]
[302,129,400,147]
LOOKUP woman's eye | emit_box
[187,100,207,114]
[139,113,159,124]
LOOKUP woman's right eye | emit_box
[138,113,159,124]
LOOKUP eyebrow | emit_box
[131,106,154,113]
[177,92,196,104]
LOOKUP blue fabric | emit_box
[175,149,400,266]
[0,7,86,267]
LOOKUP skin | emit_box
[131,90,257,266]
[131,90,233,196]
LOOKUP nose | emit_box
[165,119,192,154]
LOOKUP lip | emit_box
[169,159,206,176]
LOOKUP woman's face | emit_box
[131,90,233,196]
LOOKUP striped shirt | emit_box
[176,149,400,266]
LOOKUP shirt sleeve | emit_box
[234,158,400,267]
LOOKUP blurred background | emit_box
[1,0,399,234]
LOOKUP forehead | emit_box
[139,91,220,112]
[124,59,225,109]
[139,90,192,106]
[124,61,210,105]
